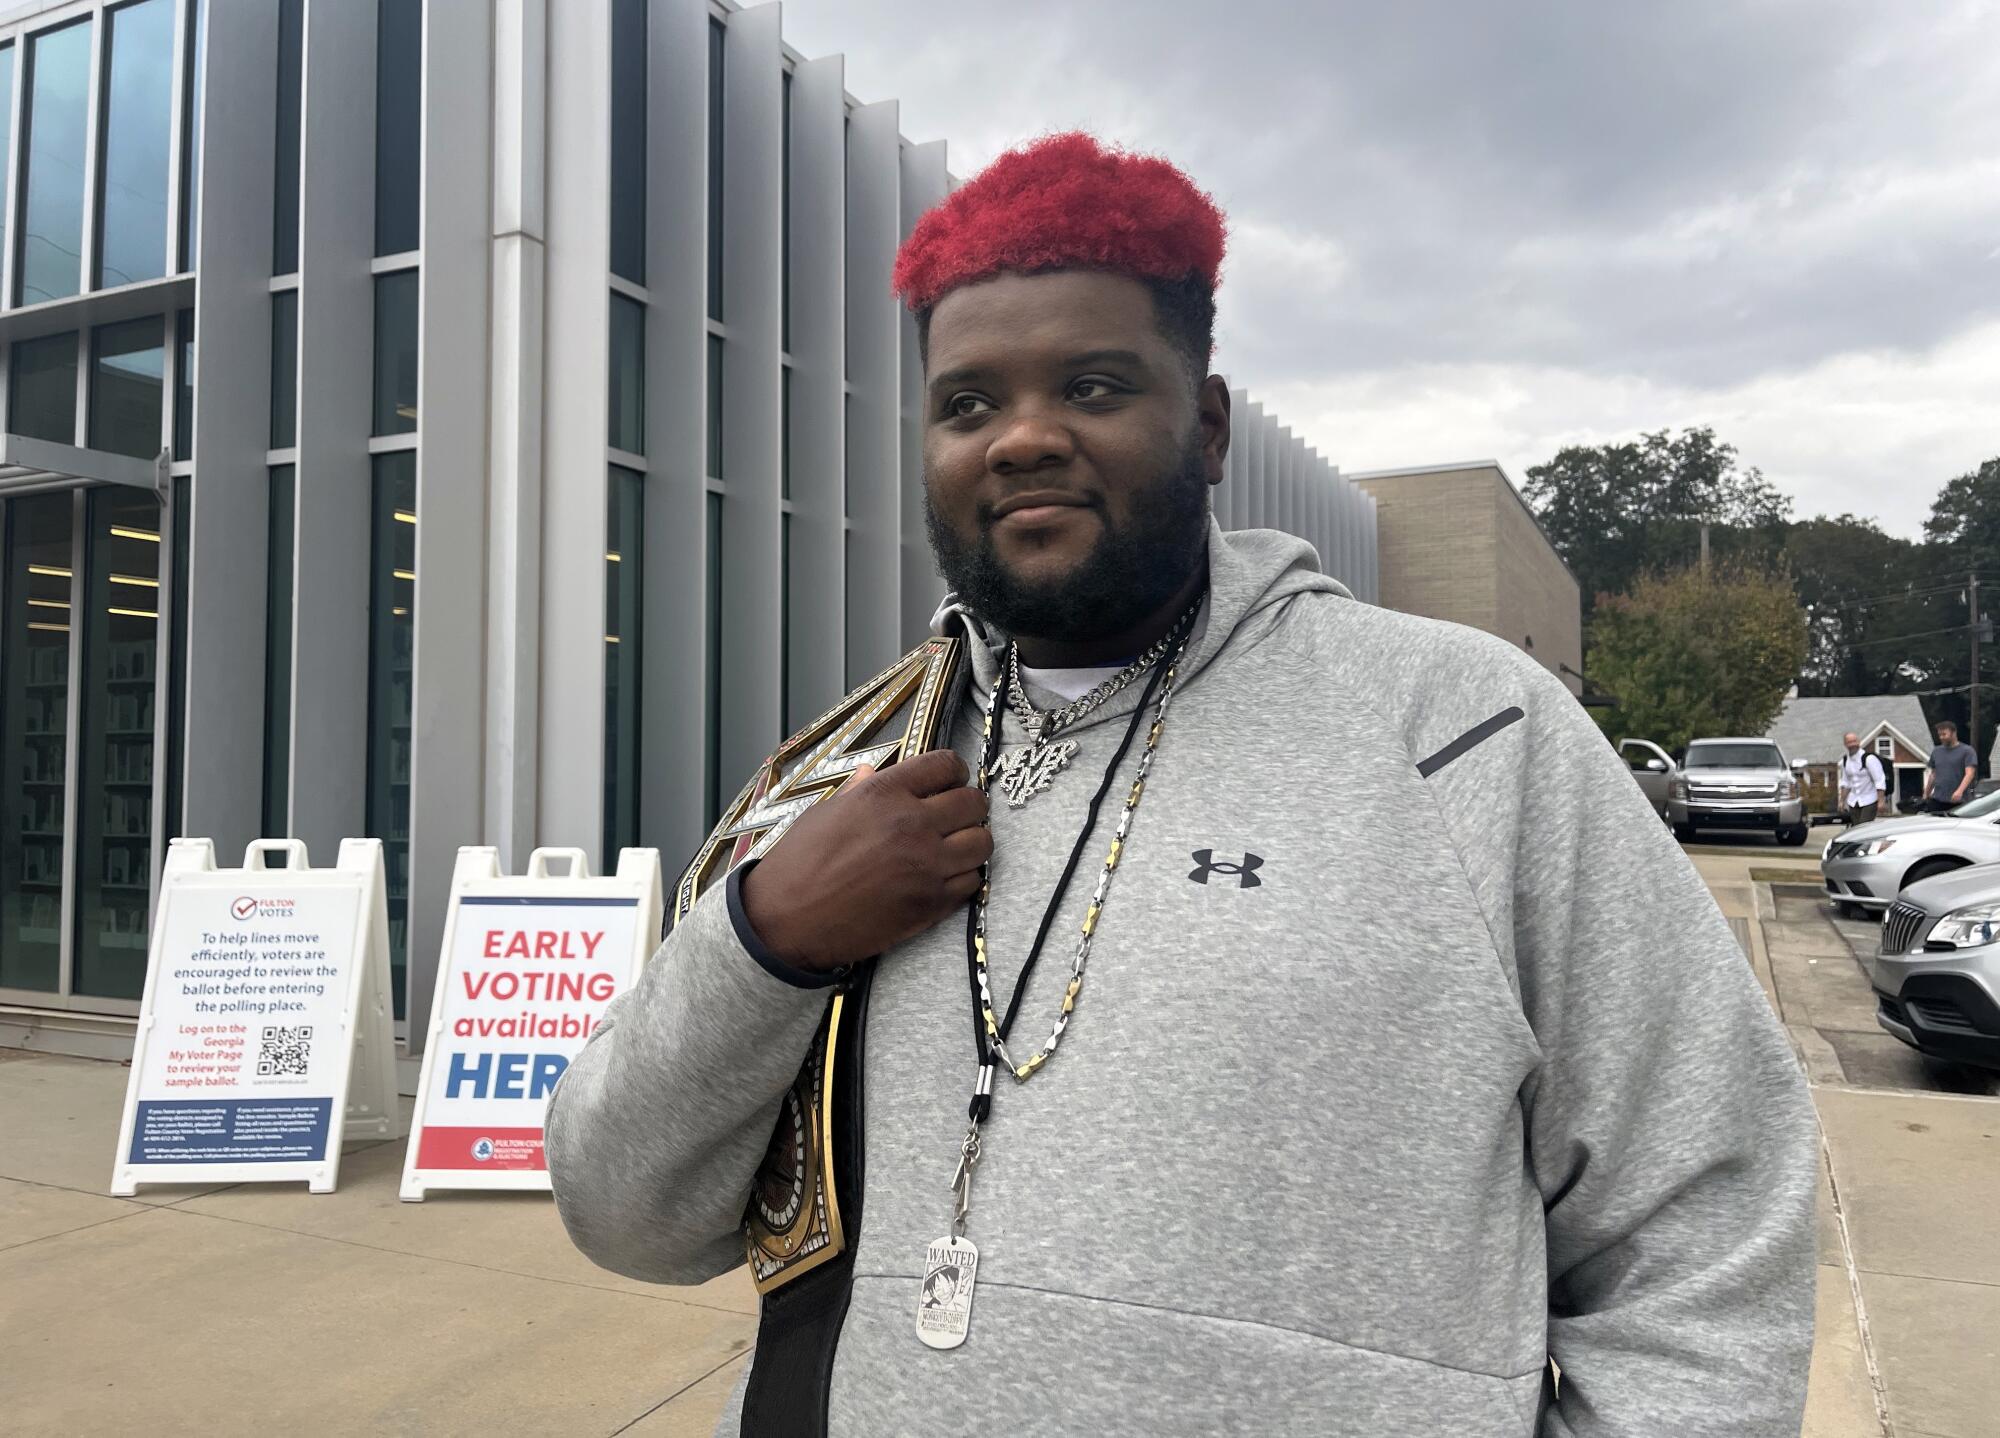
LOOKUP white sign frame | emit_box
[110,838,401,1196]
[399,845,663,1200]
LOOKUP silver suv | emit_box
[1668,738,1808,845]
[1868,863,2000,1072]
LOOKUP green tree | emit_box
[1524,427,1793,619]
[1914,458,2000,756]
[1780,515,1926,696]
[1588,563,1809,753]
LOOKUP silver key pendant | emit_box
[915,1236,980,1349]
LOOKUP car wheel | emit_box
[1780,825,1808,847]
[1834,901,1860,920]
[1901,857,1968,894]
[1673,824,1697,843]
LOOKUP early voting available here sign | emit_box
[400,846,663,1199]
[111,838,401,1196]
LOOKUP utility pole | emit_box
[1699,522,1710,576]
[1972,573,1982,769]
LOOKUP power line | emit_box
[1832,628,1976,656]
[1814,581,1979,613]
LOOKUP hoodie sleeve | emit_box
[544,866,833,1284]
[1422,649,1816,1437]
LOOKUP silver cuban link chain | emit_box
[991,595,1202,809]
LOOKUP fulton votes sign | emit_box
[401,847,662,1197]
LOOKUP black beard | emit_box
[925,438,1210,645]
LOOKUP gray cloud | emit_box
[783,0,2000,536]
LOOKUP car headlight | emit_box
[1780,778,1798,799]
[1844,838,1896,856]
[1925,902,2000,948]
[1669,778,1688,800]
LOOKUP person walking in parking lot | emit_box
[546,133,1817,1437]
[1923,720,1979,814]
[1840,731,1887,825]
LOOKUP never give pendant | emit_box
[916,1114,984,1350]
[991,714,1078,809]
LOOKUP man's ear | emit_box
[1197,375,1231,487]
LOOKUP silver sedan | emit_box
[1821,788,2000,916]
[1868,863,2000,1072]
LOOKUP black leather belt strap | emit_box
[741,964,873,1437]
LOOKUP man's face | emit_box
[1939,727,1956,746]
[1845,733,1860,754]
[920,269,1228,642]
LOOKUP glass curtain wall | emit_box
[0,496,74,994]
[263,468,295,838]
[18,18,91,305]
[10,333,78,442]
[89,318,165,459]
[366,456,416,1014]
[368,0,421,1016]
[95,0,175,289]
[604,470,643,864]
[73,488,161,999]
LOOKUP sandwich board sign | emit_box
[111,838,401,1196]
[399,845,664,1199]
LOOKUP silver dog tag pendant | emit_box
[916,1236,980,1350]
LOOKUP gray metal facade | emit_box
[0,0,1377,1047]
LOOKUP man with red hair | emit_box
[550,133,1814,1436]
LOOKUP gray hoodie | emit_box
[546,522,1816,1437]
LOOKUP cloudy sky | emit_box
[784,0,1999,540]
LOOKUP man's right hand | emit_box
[738,749,991,975]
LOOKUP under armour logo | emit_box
[1189,849,1264,887]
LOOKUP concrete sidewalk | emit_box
[1696,849,2000,1438]
[0,1048,754,1435]
[5,854,1997,1435]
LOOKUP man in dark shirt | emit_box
[1923,720,1979,813]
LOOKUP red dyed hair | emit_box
[891,132,1227,312]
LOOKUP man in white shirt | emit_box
[1840,731,1886,824]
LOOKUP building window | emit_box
[273,0,303,275]
[172,308,194,462]
[73,487,162,998]
[1876,737,1895,760]
[18,19,93,305]
[10,333,78,444]
[707,18,724,322]
[366,451,416,1016]
[0,492,73,994]
[372,270,419,435]
[608,293,644,454]
[263,466,295,838]
[177,0,207,271]
[375,0,422,257]
[604,466,643,864]
[609,0,646,285]
[705,491,722,827]
[89,318,165,461]
[96,0,176,289]
[706,332,723,479]
[271,290,298,448]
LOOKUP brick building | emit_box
[1349,461,1583,695]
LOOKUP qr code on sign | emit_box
[256,1025,313,1077]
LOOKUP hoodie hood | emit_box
[930,519,1349,736]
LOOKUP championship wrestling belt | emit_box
[669,635,964,1434]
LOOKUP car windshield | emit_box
[1685,744,1785,769]
[1947,789,2000,819]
